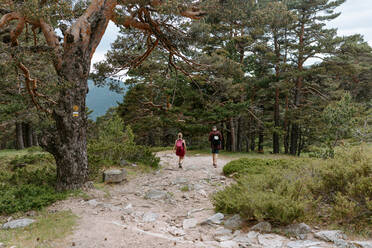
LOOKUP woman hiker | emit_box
[173,132,186,168]
[209,126,222,168]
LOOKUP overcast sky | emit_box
[90,0,372,71]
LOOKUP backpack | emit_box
[212,133,221,146]
[176,139,184,153]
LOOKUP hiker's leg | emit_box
[212,153,216,165]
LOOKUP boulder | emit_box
[103,169,127,183]
[286,240,325,248]
[2,218,35,229]
[120,159,130,166]
[224,214,243,229]
[257,234,287,248]
[202,213,224,225]
[167,226,185,236]
[251,222,272,233]
[144,190,168,200]
[284,223,311,239]
[314,230,347,242]
[183,218,198,229]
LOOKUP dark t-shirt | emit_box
[209,131,222,150]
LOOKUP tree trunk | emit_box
[250,131,255,152]
[230,117,236,152]
[237,117,242,152]
[258,123,264,153]
[284,95,289,154]
[290,123,299,155]
[24,123,33,147]
[245,136,250,152]
[273,87,280,153]
[15,122,25,150]
[32,132,39,147]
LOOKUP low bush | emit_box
[0,154,68,215]
[88,115,160,179]
[214,146,372,232]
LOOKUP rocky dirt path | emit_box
[51,152,371,248]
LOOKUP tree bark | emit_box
[32,132,39,146]
[15,122,24,150]
[250,131,255,152]
[258,122,264,153]
[23,122,33,147]
[273,87,280,153]
[237,117,242,152]
[284,95,289,154]
[229,117,236,152]
[290,123,299,155]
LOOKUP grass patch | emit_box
[213,145,372,236]
[180,185,190,192]
[0,210,77,248]
[150,146,173,153]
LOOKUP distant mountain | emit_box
[86,80,126,120]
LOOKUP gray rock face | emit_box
[167,226,185,236]
[173,177,189,185]
[144,190,168,200]
[2,218,35,229]
[183,218,198,229]
[224,214,243,229]
[203,213,224,225]
[142,212,158,222]
[314,230,347,242]
[251,222,272,232]
[103,169,127,183]
[87,199,99,207]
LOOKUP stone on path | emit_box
[144,190,168,200]
[167,226,185,237]
[173,177,189,185]
[2,218,35,229]
[183,218,198,229]
[0,242,4,248]
[257,234,287,248]
[203,213,224,225]
[219,240,239,248]
[251,222,272,232]
[87,199,99,207]
[142,212,158,222]
[120,159,130,166]
[286,240,325,248]
[214,228,233,242]
[103,169,127,183]
[224,214,242,230]
[314,230,347,242]
[233,231,259,245]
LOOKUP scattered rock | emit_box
[202,213,224,225]
[284,223,311,239]
[173,177,188,185]
[251,222,272,233]
[142,212,158,222]
[167,226,185,237]
[2,218,35,229]
[187,208,204,217]
[103,169,127,183]
[286,240,325,248]
[198,189,208,197]
[219,240,239,248]
[224,214,242,230]
[0,242,4,248]
[214,227,233,236]
[314,230,347,242]
[144,190,168,200]
[26,210,37,217]
[233,231,259,244]
[353,241,372,248]
[87,199,99,207]
[257,234,287,248]
[183,218,198,229]
[122,203,133,214]
[83,181,94,189]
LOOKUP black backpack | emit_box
[212,133,221,146]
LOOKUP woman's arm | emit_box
[173,140,177,152]
[183,140,187,152]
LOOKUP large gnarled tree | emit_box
[0,0,205,190]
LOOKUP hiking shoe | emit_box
[213,164,217,168]
[179,164,183,169]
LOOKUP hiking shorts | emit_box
[212,148,219,154]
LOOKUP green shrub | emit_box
[10,153,53,166]
[0,184,67,214]
[222,158,302,176]
[215,146,372,230]
[88,115,160,179]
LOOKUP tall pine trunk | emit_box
[229,117,236,152]
[284,95,289,154]
[273,87,280,153]
[237,117,242,152]
[24,122,33,147]
[15,122,24,150]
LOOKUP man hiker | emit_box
[173,132,186,168]
[209,126,222,168]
